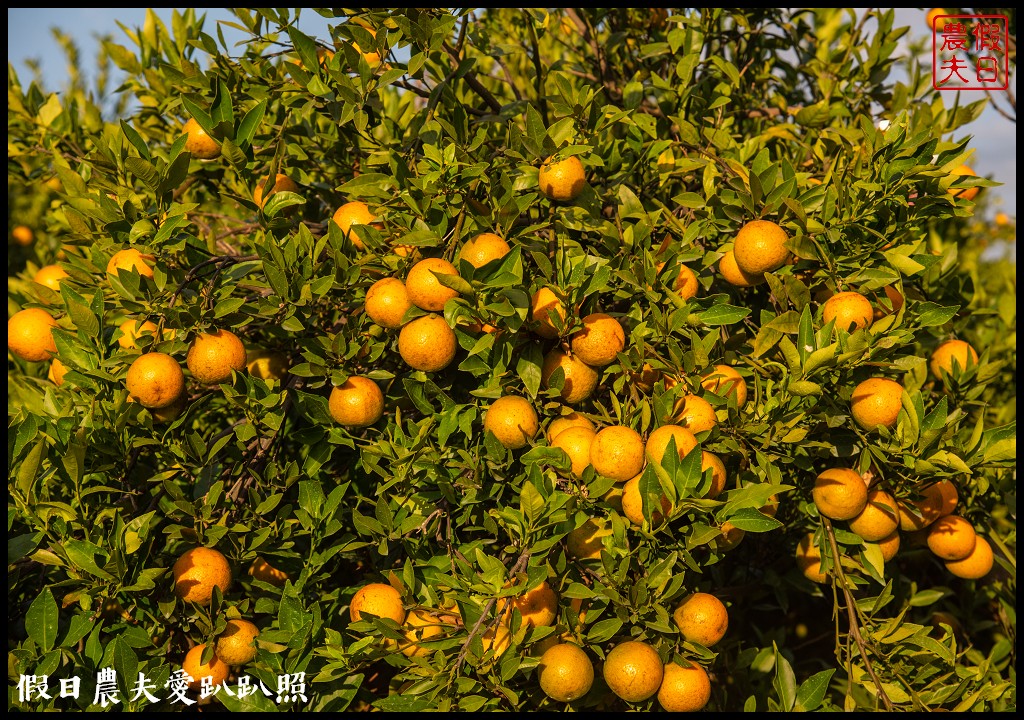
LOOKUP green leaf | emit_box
[236,100,267,147]
[696,304,750,326]
[120,120,151,160]
[516,343,542,399]
[725,507,782,532]
[772,642,797,711]
[795,668,835,711]
[26,588,59,652]
[915,302,960,327]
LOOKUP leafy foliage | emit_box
[7,7,1016,712]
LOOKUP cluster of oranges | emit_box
[170,546,273,690]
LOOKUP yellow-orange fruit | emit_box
[675,394,717,434]
[645,425,698,466]
[187,329,247,385]
[926,515,978,561]
[181,645,229,690]
[33,264,70,293]
[733,219,790,275]
[106,249,155,280]
[848,489,899,541]
[531,287,567,339]
[458,232,510,268]
[182,118,221,160]
[484,395,540,449]
[700,364,747,409]
[541,349,598,404]
[590,425,646,482]
[718,249,764,287]
[8,307,59,362]
[405,258,460,311]
[929,340,979,380]
[944,536,994,579]
[947,164,980,201]
[850,377,903,431]
[398,314,457,372]
[538,155,586,202]
[571,313,625,367]
[329,376,385,427]
[126,352,186,409]
[701,451,727,499]
[813,468,869,521]
[173,547,232,605]
[332,201,378,250]
[823,291,874,332]
[551,426,595,476]
[365,277,413,329]
[253,173,299,209]
[350,583,406,624]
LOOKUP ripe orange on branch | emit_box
[107,248,155,280]
[823,291,874,332]
[657,660,712,712]
[253,173,299,209]
[673,592,729,647]
[571,313,625,367]
[541,349,598,404]
[8,307,59,362]
[733,220,790,275]
[126,352,185,409]
[33,264,70,293]
[484,395,539,449]
[329,376,385,427]
[405,258,460,311]
[591,425,646,482]
[365,277,412,329]
[603,640,664,703]
[718,249,765,287]
[350,582,406,624]
[182,117,221,160]
[700,364,747,409]
[332,201,379,250]
[813,468,869,521]
[538,643,594,702]
[850,377,903,430]
[398,314,457,372]
[458,232,510,268]
[187,329,247,385]
[531,287,567,339]
[181,645,229,689]
[929,339,978,380]
[173,546,232,605]
[538,155,586,202]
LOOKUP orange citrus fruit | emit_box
[332,200,379,250]
[538,643,594,702]
[406,258,460,311]
[701,451,727,498]
[571,313,625,367]
[947,164,980,201]
[929,339,978,380]
[329,376,384,427]
[365,277,413,329]
[182,118,221,159]
[548,411,595,441]
[187,329,247,385]
[675,394,717,434]
[848,488,899,541]
[876,529,901,562]
[173,547,233,605]
[253,173,299,209]
[622,472,672,526]
[566,517,612,560]
[700,364,747,409]
[795,533,828,583]
[945,536,994,579]
[216,619,260,665]
[484,395,540,449]
[106,248,155,280]
[245,348,289,381]
[590,425,646,482]
[927,515,978,561]
[657,660,711,712]
[813,467,869,521]
[718,249,764,287]
[8,307,59,362]
[733,220,790,275]
[551,426,596,476]
[350,582,406,624]
[603,640,664,703]
[458,232,510,268]
[249,556,289,586]
[541,349,598,404]
[503,580,558,628]
[398,314,457,372]
[11,224,34,246]
[645,425,698,466]
[673,592,728,647]
[898,480,957,531]
[539,155,586,202]
[48,357,68,386]
[531,287,567,339]
[850,377,903,430]
[126,352,186,409]
[181,645,230,690]
[823,291,874,332]
[33,264,70,293]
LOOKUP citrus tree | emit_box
[7,7,1016,712]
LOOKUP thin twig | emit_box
[442,42,503,113]
[823,518,893,711]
